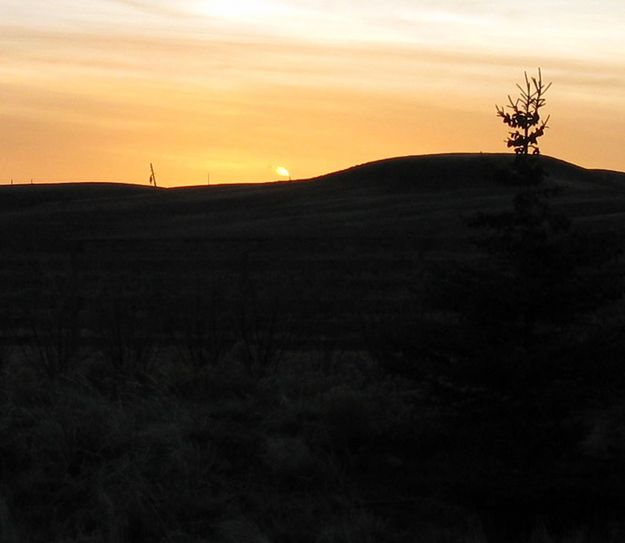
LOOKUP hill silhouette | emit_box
[1,154,624,245]
[311,153,625,191]
[2,153,625,542]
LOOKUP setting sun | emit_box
[275,166,290,179]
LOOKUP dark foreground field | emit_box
[1,153,625,542]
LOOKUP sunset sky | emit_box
[1,1,624,186]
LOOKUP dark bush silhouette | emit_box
[22,269,84,379]
[236,277,292,378]
[92,283,161,380]
[175,277,232,370]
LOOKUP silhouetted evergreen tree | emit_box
[462,69,621,346]
[421,70,624,529]
[500,70,550,143]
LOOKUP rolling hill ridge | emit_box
[1,154,625,245]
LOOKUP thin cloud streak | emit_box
[1,0,624,183]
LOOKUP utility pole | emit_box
[149,163,157,189]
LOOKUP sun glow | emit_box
[276,166,290,178]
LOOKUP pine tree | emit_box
[467,69,620,345]
[420,69,624,527]
[494,68,549,187]
[497,69,551,157]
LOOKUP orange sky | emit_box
[1,1,625,186]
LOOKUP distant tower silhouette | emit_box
[149,163,158,189]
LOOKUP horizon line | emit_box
[2,152,624,188]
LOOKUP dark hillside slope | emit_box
[1,152,623,339]
[1,154,624,246]
[2,154,625,543]
[0,182,151,211]
[308,153,622,192]
[310,153,502,192]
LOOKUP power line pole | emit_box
[149,163,157,189]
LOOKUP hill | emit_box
[2,153,625,542]
[1,154,625,245]
[1,151,623,345]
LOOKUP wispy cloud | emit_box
[1,0,625,183]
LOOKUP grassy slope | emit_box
[1,154,625,542]
[2,152,623,338]
[1,153,624,241]
[1,152,624,337]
